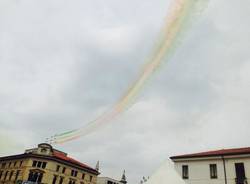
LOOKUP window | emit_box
[32,161,46,169]
[37,173,43,183]
[8,162,11,168]
[9,171,13,180]
[182,165,189,179]
[82,173,85,180]
[52,175,58,184]
[74,171,78,177]
[4,171,9,181]
[32,161,37,167]
[89,176,93,182]
[71,170,77,177]
[210,164,218,179]
[59,177,64,184]
[2,163,6,169]
[15,170,20,181]
[235,162,246,184]
[37,161,42,168]
[56,165,60,172]
[19,161,23,167]
[14,162,17,167]
[0,170,3,179]
[42,162,47,169]
[62,167,66,174]
[28,171,34,181]
[28,171,43,183]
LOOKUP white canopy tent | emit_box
[146,159,185,184]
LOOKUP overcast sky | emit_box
[1,0,250,183]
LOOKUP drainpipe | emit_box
[222,156,228,184]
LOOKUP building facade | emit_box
[97,177,122,184]
[0,143,99,184]
[97,170,127,184]
[170,147,250,184]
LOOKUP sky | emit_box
[1,0,250,183]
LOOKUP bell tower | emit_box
[120,170,127,184]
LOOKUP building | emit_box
[0,143,99,184]
[170,147,250,184]
[97,170,127,184]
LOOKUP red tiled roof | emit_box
[0,145,98,175]
[170,147,250,159]
[52,150,97,172]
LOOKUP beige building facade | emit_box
[170,147,250,184]
[0,143,99,184]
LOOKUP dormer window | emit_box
[37,143,53,155]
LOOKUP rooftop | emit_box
[170,147,250,159]
[52,149,97,172]
[0,143,99,175]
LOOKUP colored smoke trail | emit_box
[49,0,208,144]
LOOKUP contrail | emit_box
[48,0,208,144]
